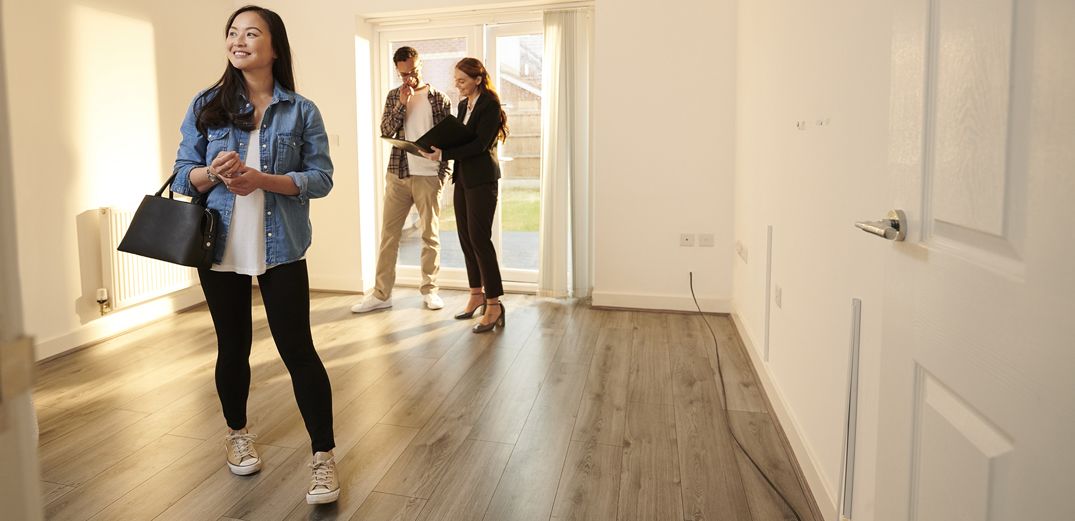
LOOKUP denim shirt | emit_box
[172,82,333,267]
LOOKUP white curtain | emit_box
[538,8,593,298]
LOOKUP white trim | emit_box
[591,290,730,313]
[731,311,838,521]
[33,287,205,361]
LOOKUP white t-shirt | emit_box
[212,129,267,276]
[404,87,440,177]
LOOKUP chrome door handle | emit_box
[855,209,906,241]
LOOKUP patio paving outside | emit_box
[398,230,538,271]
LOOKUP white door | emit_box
[875,0,1075,519]
[0,7,44,515]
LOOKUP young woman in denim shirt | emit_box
[170,5,338,504]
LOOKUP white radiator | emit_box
[99,207,197,311]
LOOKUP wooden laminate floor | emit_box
[33,289,822,521]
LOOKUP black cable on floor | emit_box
[689,271,804,521]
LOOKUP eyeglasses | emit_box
[397,68,421,78]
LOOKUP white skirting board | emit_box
[34,287,206,361]
[731,311,839,521]
[591,290,730,313]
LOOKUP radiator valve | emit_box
[96,287,111,315]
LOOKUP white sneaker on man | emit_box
[351,294,392,313]
[306,451,340,504]
[423,292,445,310]
[224,428,261,476]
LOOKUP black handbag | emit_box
[117,173,219,268]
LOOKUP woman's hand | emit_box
[420,146,442,162]
[222,167,264,196]
[209,151,242,178]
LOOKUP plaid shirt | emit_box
[381,85,452,179]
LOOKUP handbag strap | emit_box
[155,171,212,208]
[155,172,180,199]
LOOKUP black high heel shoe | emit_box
[454,298,486,319]
[472,302,505,334]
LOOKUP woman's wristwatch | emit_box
[206,167,220,184]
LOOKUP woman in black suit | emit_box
[421,58,508,333]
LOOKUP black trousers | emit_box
[454,181,504,298]
[198,260,335,454]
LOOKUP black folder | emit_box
[381,115,476,157]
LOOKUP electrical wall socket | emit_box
[680,233,695,247]
[698,233,715,247]
[774,285,783,308]
[735,240,748,262]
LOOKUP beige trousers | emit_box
[373,174,443,299]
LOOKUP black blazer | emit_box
[442,93,502,188]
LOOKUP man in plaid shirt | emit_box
[353,47,452,313]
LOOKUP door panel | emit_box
[929,0,1014,237]
[926,0,1028,277]
[911,368,1014,519]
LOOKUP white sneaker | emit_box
[423,292,445,310]
[224,428,262,476]
[351,294,392,313]
[306,451,340,504]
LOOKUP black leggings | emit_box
[198,260,334,454]
[454,181,504,298]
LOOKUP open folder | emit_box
[381,115,476,157]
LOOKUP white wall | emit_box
[1,0,232,359]
[590,0,737,312]
[734,0,893,518]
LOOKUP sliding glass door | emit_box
[486,22,543,284]
[378,22,543,289]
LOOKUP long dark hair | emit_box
[456,58,508,143]
[195,5,294,134]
